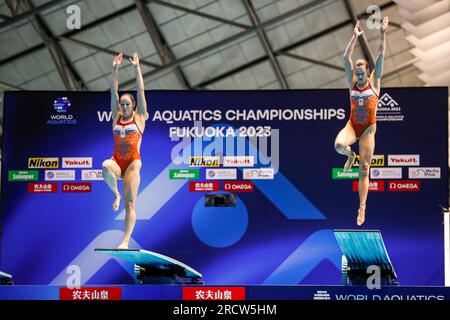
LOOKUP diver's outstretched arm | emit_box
[344,20,363,88]
[111,53,122,118]
[129,53,147,118]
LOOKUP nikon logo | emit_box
[28,157,59,168]
[354,155,384,167]
[189,156,220,167]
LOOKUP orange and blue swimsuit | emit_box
[112,116,142,175]
[349,82,379,138]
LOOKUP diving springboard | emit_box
[95,249,202,283]
[0,271,13,285]
[334,230,397,285]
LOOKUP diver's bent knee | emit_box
[359,164,370,177]
[334,141,346,152]
[102,160,114,171]
[129,161,142,171]
[124,199,136,211]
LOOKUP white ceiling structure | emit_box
[0,0,423,93]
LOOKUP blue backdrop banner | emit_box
[1,88,447,286]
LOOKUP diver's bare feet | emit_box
[344,151,357,171]
[356,204,366,226]
[113,193,121,211]
[117,241,129,249]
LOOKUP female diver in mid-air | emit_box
[334,17,389,226]
[102,52,147,249]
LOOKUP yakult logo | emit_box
[223,156,254,167]
[388,155,419,166]
[62,157,93,168]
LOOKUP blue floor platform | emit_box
[0,285,449,300]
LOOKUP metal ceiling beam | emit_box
[122,0,330,87]
[0,0,61,29]
[194,56,267,88]
[134,0,190,89]
[64,4,137,38]
[0,80,24,90]
[0,0,397,69]
[0,0,371,69]
[149,0,251,30]
[0,43,45,67]
[280,52,344,71]
[19,0,85,90]
[59,36,162,69]
[343,0,375,69]
[0,14,11,20]
[15,0,22,15]
[0,5,135,67]
[383,58,419,80]
[0,3,138,68]
[243,0,288,89]
[193,2,396,88]
[0,0,251,65]
[0,0,397,88]
[282,20,352,53]
[195,19,352,88]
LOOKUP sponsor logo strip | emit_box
[370,168,402,179]
[243,168,274,180]
[408,167,441,179]
[28,157,59,168]
[62,183,92,193]
[189,182,220,192]
[332,168,359,179]
[388,155,420,166]
[388,180,420,192]
[82,170,104,181]
[352,180,384,192]
[223,156,254,167]
[223,181,254,192]
[45,170,76,181]
[62,157,93,168]
[28,183,58,193]
[8,170,39,181]
[189,156,220,167]
[169,169,199,180]
[206,169,237,180]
